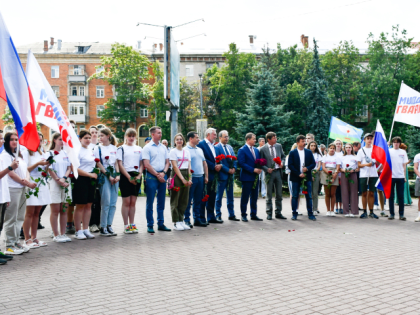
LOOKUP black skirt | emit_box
[119,171,141,197]
[73,175,96,204]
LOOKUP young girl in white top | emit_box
[307,141,322,215]
[117,128,143,234]
[94,128,120,237]
[2,132,37,254]
[24,131,52,248]
[321,143,341,216]
[340,143,359,217]
[169,133,192,231]
[334,139,344,214]
[48,132,72,243]
[73,130,98,240]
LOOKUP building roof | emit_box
[16,41,113,55]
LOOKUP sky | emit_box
[1,0,419,52]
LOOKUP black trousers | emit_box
[89,188,101,226]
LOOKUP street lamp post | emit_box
[198,73,203,119]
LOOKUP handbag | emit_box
[167,149,185,190]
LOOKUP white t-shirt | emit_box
[169,148,191,170]
[322,154,340,169]
[313,152,322,168]
[335,151,344,158]
[78,147,96,173]
[27,151,48,178]
[88,143,97,150]
[2,151,28,188]
[94,144,118,169]
[356,147,378,178]
[389,148,408,179]
[116,145,142,172]
[340,154,358,170]
[414,153,420,179]
[297,149,305,172]
[49,150,71,178]
[0,156,11,203]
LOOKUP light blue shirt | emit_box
[142,141,168,172]
[187,144,205,177]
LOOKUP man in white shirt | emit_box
[414,152,420,222]
[258,138,267,198]
[388,136,409,220]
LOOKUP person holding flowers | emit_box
[307,140,322,215]
[320,143,340,216]
[73,130,98,240]
[215,130,239,221]
[169,133,192,231]
[117,128,143,234]
[340,143,359,217]
[23,131,52,248]
[93,128,120,236]
[237,133,263,222]
[47,132,72,243]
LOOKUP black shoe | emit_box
[388,215,395,220]
[267,214,272,220]
[100,227,111,236]
[208,218,223,224]
[275,214,287,220]
[186,222,193,229]
[37,222,45,230]
[228,216,240,221]
[206,221,210,225]
[193,221,207,227]
[0,258,7,265]
[399,216,406,221]
[0,251,13,261]
[158,225,172,231]
[250,216,263,221]
[241,216,248,222]
[369,212,379,219]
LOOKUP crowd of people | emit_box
[0,124,419,266]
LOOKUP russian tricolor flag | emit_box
[372,120,393,198]
[0,12,39,151]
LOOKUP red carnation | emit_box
[134,166,139,170]
[173,186,180,192]
[328,170,333,175]
[231,156,237,161]
[105,156,109,160]
[190,169,194,173]
[302,190,308,195]
[69,174,75,178]
[201,194,209,202]
[94,158,100,163]
[41,172,47,177]
[54,151,59,155]
[346,164,349,168]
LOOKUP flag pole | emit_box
[389,80,404,143]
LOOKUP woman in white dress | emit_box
[334,139,344,213]
[23,132,51,248]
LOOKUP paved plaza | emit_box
[1,196,419,315]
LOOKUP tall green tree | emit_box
[178,78,201,135]
[88,43,151,139]
[303,39,332,145]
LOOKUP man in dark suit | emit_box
[259,132,287,220]
[215,130,239,221]
[197,128,223,224]
[237,133,263,222]
[288,135,317,221]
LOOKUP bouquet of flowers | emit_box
[226,155,237,190]
[26,170,50,199]
[326,170,335,189]
[300,164,308,195]
[211,154,226,191]
[265,157,282,184]
[130,165,142,183]
[344,164,354,184]
[253,158,267,189]
[103,156,120,179]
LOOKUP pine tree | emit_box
[304,38,333,145]
[235,64,295,151]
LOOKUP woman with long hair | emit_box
[307,141,322,215]
[117,128,143,234]
[23,131,51,248]
[340,143,359,217]
[169,133,192,231]
[334,139,344,214]
[73,130,98,240]
[1,132,37,254]
[321,143,340,216]
[93,128,120,236]
[48,132,72,243]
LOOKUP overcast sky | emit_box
[2,0,419,51]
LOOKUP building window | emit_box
[73,65,81,75]
[139,125,149,137]
[140,109,148,118]
[71,86,78,96]
[357,105,368,117]
[51,66,59,78]
[185,65,194,77]
[69,65,85,75]
[79,125,85,132]
[96,86,104,98]
[52,86,60,97]
[79,86,85,96]
[70,104,85,115]
[97,105,105,118]
[206,62,219,69]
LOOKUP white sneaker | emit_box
[345,214,350,217]
[313,211,318,216]
[349,214,355,218]
[325,212,330,216]
[75,231,87,240]
[174,222,184,231]
[15,243,30,253]
[89,224,100,233]
[5,246,24,255]
[415,217,420,222]
[330,212,336,217]
[53,236,67,243]
[373,205,379,210]
[50,231,54,238]
[181,222,191,230]
[83,229,95,239]
[297,211,303,216]
[61,234,72,242]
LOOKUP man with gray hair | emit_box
[197,128,223,224]
[214,130,239,221]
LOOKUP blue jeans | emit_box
[145,173,167,227]
[215,179,235,219]
[291,180,313,216]
[240,180,258,218]
[389,178,405,217]
[184,176,204,223]
[99,177,119,228]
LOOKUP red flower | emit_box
[273,157,282,166]
[302,190,308,195]
[201,194,209,202]
[105,156,109,160]
[215,158,221,163]
[94,158,100,163]
[41,172,47,177]
[328,170,333,175]
[54,151,59,155]
[173,186,180,192]
[231,156,237,161]
[134,166,139,170]
[68,174,75,178]
[190,169,194,173]
[346,164,349,168]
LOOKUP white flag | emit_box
[26,50,81,177]
[393,82,420,128]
